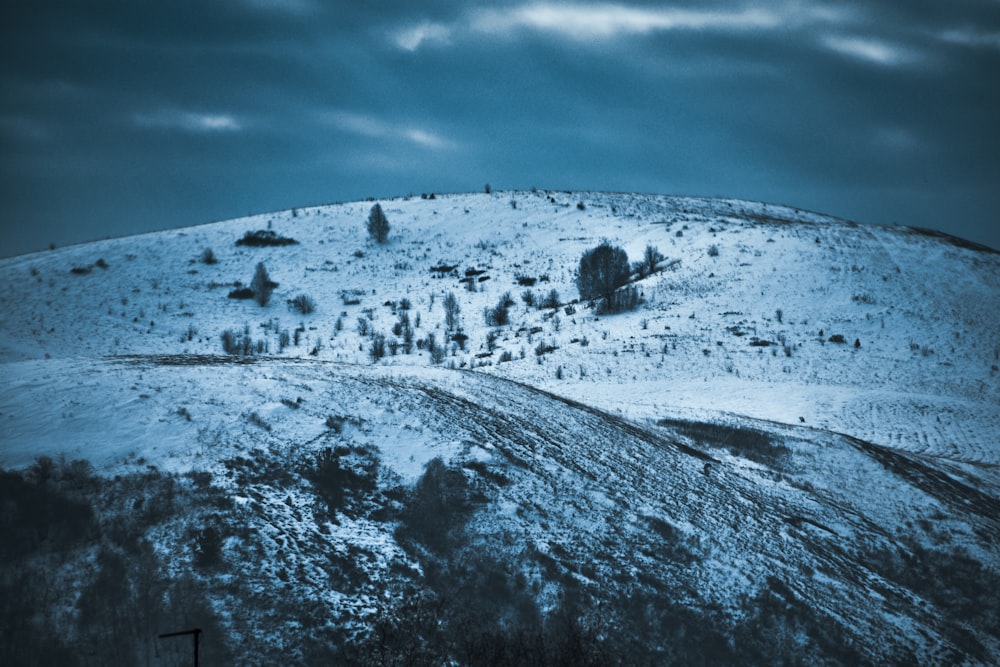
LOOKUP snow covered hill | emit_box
[1,191,998,664]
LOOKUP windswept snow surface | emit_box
[1,191,998,663]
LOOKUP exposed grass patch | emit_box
[659,418,790,465]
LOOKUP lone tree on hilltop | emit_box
[576,242,630,305]
[367,203,390,244]
[251,262,275,306]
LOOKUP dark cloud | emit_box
[2,1,998,256]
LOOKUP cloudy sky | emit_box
[2,1,998,257]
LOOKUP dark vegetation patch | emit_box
[303,445,380,517]
[865,542,1000,661]
[235,229,299,246]
[0,458,234,666]
[659,418,790,466]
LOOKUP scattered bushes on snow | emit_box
[484,292,515,327]
[426,333,446,364]
[221,325,265,355]
[535,340,558,356]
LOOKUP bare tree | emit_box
[251,262,274,306]
[442,292,461,331]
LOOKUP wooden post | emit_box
[158,628,202,667]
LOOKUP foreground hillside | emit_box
[1,191,999,664]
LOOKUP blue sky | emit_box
[2,1,998,256]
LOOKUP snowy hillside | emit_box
[1,191,998,664]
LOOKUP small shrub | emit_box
[221,326,258,356]
[707,244,720,257]
[828,334,847,344]
[289,294,316,315]
[200,248,218,264]
[306,446,379,515]
[370,334,387,363]
[193,525,223,568]
[542,288,560,309]
[247,411,271,431]
[427,333,446,365]
[250,262,276,306]
[535,341,558,356]
[236,230,298,246]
